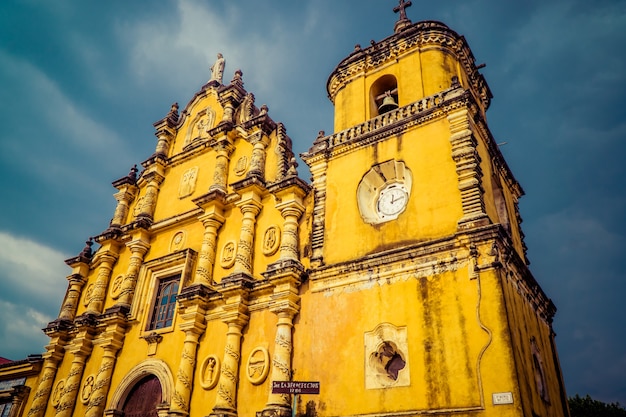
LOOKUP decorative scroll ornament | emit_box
[262,225,281,256]
[220,241,237,269]
[199,355,221,390]
[246,347,270,385]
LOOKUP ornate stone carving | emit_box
[170,231,186,253]
[246,347,270,385]
[364,323,410,389]
[199,355,220,390]
[109,275,123,300]
[220,241,237,269]
[178,167,198,199]
[262,225,281,256]
[234,156,248,176]
[80,375,95,405]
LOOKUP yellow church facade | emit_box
[1,6,569,417]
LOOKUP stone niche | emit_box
[364,323,410,389]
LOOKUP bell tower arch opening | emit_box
[370,74,399,117]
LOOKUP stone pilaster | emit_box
[58,275,87,322]
[153,103,178,157]
[210,278,253,417]
[307,157,328,268]
[233,191,263,276]
[137,171,165,220]
[86,242,121,315]
[27,325,69,417]
[171,286,214,416]
[448,109,489,229]
[54,316,96,417]
[248,134,268,179]
[116,233,151,308]
[192,192,227,286]
[261,262,304,417]
[210,140,234,193]
[84,310,127,417]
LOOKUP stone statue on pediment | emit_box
[209,53,225,84]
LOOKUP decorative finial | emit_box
[80,238,94,259]
[287,156,298,176]
[167,102,179,124]
[209,53,225,84]
[393,0,412,32]
[260,104,268,115]
[128,164,138,181]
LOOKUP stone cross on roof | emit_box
[393,0,412,32]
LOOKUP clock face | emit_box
[376,184,408,218]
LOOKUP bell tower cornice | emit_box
[326,20,492,111]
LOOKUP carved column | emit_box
[137,171,165,220]
[194,210,225,285]
[154,103,179,157]
[248,135,268,179]
[85,314,126,417]
[210,141,234,193]
[55,318,95,417]
[277,202,305,262]
[116,234,150,308]
[170,288,211,416]
[27,329,68,417]
[111,187,137,228]
[448,109,489,229]
[233,194,263,276]
[85,242,121,315]
[210,281,252,417]
[58,275,86,322]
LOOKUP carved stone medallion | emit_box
[199,355,221,390]
[220,241,237,269]
[246,347,270,385]
[170,231,186,252]
[109,275,124,300]
[83,284,94,307]
[80,374,95,404]
[262,225,281,256]
[233,156,248,176]
[52,379,65,408]
[179,167,198,198]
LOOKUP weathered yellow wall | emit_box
[322,119,462,265]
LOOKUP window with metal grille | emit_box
[148,274,180,330]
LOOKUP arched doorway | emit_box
[122,375,162,417]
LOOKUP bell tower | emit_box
[299,3,569,417]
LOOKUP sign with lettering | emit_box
[271,381,320,395]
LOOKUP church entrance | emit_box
[122,375,162,417]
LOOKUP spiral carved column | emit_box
[116,237,150,308]
[170,296,209,416]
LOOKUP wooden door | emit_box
[122,375,162,417]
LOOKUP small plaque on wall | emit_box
[492,392,513,405]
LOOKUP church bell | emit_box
[378,94,399,114]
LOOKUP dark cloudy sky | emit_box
[0,0,624,406]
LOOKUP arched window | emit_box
[122,375,162,417]
[148,274,180,330]
[370,75,399,117]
